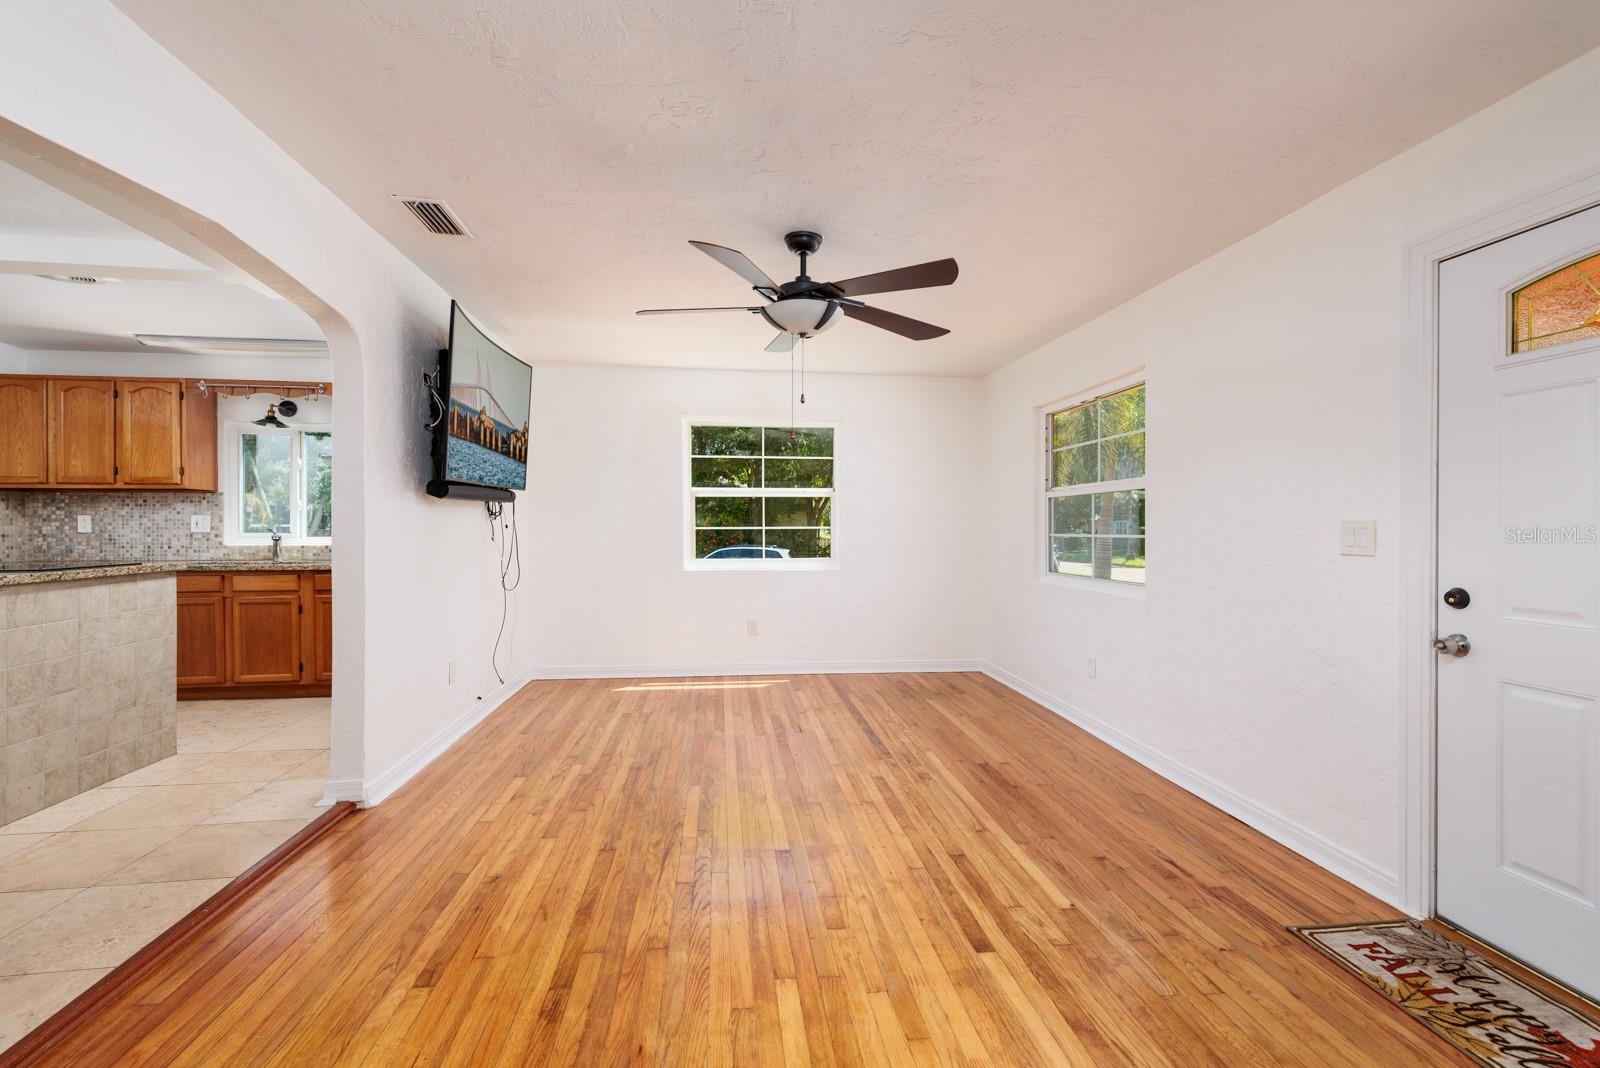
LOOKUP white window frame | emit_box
[683,418,840,571]
[1039,371,1146,594]
[223,423,333,547]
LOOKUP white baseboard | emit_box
[318,778,364,807]
[531,658,983,680]
[980,661,1405,911]
[356,665,542,808]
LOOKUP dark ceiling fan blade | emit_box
[688,241,779,290]
[829,257,958,297]
[636,306,761,315]
[764,332,795,354]
[842,303,949,340]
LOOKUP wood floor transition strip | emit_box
[0,800,357,1068]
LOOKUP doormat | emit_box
[1290,920,1600,1067]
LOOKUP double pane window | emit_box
[1046,385,1145,583]
[239,429,332,542]
[689,425,834,563]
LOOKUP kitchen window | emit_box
[1045,383,1145,584]
[232,428,332,544]
[686,422,835,568]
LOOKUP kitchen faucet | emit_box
[270,531,282,562]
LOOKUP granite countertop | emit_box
[0,559,332,588]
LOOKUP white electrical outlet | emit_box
[448,660,457,684]
[746,619,759,637]
[190,514,211,533]
[76,514,92,534]
[1087,656,1097,679]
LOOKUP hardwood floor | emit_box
[17,673,1468,1066]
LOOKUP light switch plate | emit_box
[190,514,211,533]
[76,514,92,534]
[1340,519,1377,556]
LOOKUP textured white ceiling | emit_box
[0,272,322,353]
[114,0,1600,376]
[0,159,322,353]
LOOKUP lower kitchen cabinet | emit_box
[175,583,228,687]
[310,572,333,683]
[177,570,331,698]
[230,575,303,684]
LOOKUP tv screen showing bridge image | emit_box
[444,303,532,490]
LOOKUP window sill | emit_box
[224,539,332,549]
[686,559,840,572]
[1039,571,1146,599]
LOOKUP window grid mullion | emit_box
[1048,428,1143,457]
[291,431,302,539]
[688,454,830,460]
[690,487,834,497]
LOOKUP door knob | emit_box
[1433,633,1470,657]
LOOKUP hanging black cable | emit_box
[487,498,521,684]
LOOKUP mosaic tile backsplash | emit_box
[0,491,332,564]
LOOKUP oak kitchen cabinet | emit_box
[0,374,216,490]
[49,377,116,484]
[0,376,48,485]
[176,570,332,698]
[117,378,185,485]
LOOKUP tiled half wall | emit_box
[1,574,178,826]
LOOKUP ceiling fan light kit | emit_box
[760,297,841,336]
[637,230,959,354]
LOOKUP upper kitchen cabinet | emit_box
[49,377,117,485]
[0,374,216,490]
[180,381,218,492]
[117,378,184,485]
[0,376,48,485]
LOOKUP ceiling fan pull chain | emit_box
[790,347,796,428]
[799,335,806,405]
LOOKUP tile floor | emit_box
[0,697,330,1051]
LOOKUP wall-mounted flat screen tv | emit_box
[432,301,531,493]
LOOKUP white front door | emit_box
[1437,202,1600,997]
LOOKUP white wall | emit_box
[0,1,534,803]
[980,46,1600,904]
[526,364,981,674]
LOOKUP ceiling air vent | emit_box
[38,274,119,285]
[394,196,471,237]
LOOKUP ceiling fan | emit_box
[637,231,958,353]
